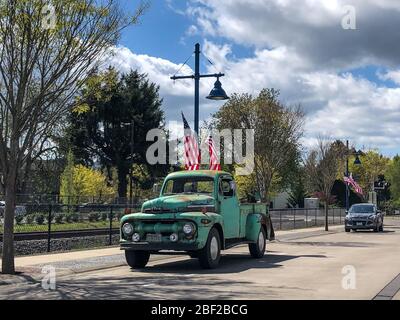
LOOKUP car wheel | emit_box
[125,250,150,269]
[198,227,221,269]
[249,227,266,258]
[345,228,351,233]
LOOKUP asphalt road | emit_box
[1,219,399,300]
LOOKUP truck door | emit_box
[219,177,240,239]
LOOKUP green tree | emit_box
[67,68,165,199]
[0,0,147,274]
[213,89,304,202]
[348,150,390,193]
[305,139,347,231]
[287,169,309,208]
[387,156,400,206]
[60,163,115,204]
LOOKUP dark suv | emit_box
[345,204,384,232]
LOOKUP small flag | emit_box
[206,135,221,171]
[344,174,363,195]
[182,112,200,171]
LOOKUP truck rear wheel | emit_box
[249,227,266,258]
[198,228,221,269]
[125,250,150,269]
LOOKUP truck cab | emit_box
[120,170,274,269]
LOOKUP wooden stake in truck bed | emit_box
[120,170,275,269]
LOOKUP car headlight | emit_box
[170,233,179,242]
[183,223,196,236]
[122,223,134,236]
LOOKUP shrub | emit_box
[26,214,35,224]
[66,213,79,223]
[101,212,108,221]
[35,214,45,225]
[15,215,24,225]
[88,212,100,222]
[55,214,64,224]
[45,214,54,224]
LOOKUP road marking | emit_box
[373,273,400,300]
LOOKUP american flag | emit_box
[206,135,221,171]
[344,174,363,195]
[182,112,200,171]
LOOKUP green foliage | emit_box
[101,212,108,221]
[35,214,45,225]
[15,215,24,225]
[387,156,400,206]
[349,150,390,193]
[45,214,55,224]
[88,212,101,222]
[66,213,80,223]
[55,214,65,224]
[60,152,115,204]
[67,68,166,198]
[287,171,309,208]
[26,214,35,224]
[213,88,304,201]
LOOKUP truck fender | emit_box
[245,214,263,242]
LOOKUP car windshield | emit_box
[349,205,375,215]
[162,177,214,196]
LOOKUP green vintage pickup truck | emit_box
[120,170,275,269]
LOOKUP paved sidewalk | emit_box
[0,224,344,284]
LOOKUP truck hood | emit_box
[141,194,214,213]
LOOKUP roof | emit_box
[166,170,232,179]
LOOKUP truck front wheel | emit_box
[249,227,266,258]
[198,228,221,269]
[125,250,150,269]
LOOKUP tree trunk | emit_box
[324,201,329,232]
[117,164,128,201]
[2,165,18,274]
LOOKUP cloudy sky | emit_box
[111,0,400,156]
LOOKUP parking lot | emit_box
[0,218,399,300]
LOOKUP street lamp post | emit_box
[170,43,229,135]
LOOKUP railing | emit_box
[269,207,346,231]
[0,204,345,255]
[0,204,142,254]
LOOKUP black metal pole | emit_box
[109,206,113,246]
[129,121,134,205]
[194,43,200,136]
[346,140,350,211]
[47,204,52,253]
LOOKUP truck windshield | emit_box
[162,177,214,196]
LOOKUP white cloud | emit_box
[105,43,400,156]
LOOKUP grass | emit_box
[0,220,121,234]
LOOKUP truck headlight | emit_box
[122,223,134,236]
[183,223,196,236]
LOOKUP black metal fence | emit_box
[0,204,142,254]
[0,203,347,255]
[270,207,346,231]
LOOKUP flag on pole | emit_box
[182,112,200,171]
[206,135,221,171]
[344,173,363,195]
